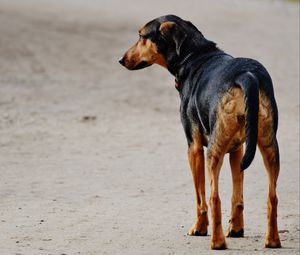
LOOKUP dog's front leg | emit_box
[187,131,208,236]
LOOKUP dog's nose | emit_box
[119,57,125,66]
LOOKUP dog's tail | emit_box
[235,72,259,171]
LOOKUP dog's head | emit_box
[119,15,203,71]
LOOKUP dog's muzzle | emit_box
[119,57,150,70]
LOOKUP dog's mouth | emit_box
[130,61,152,70]
[119,57,152,70]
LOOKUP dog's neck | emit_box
[169,49,225,91]
[165,34,218,74]
[172,52,195,90]
[165,51,194,76]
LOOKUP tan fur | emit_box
[216,87,246,154]
[138,27,146,36]
[122,31,167,69]
[226,147,244,237]
[258,93,281,248]
[207,150,227,249]
[258,93,275,147]
[202,88,280,249]
[213,88,278,153]
[159,21,175,34]
[187,126,209,236]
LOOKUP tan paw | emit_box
[211,239,227,250]
[188,224,208,236]
[187,214,208,236]
[265,238,281,248]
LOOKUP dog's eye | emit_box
[139,34,148,40]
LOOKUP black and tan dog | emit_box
[119,15,281,250]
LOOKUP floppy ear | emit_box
[159,21,187,55]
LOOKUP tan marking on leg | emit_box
[205,87,247,249]
[226,146,244,237]
[187,127,208,236]
[207,151,227,249]
[259,141,281,248]
[258,93,281,248]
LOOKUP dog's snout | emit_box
[119,57,125,66]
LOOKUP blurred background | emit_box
[0,0,299,254]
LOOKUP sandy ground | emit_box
[0,0,299,254]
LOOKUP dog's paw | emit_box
[188,224,207,236]
[226,227,244,238]
[265,238,281,248]
[211,239,227,250]
[187,215,208,236]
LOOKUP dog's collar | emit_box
[174,54,194,91]
[174,52,199,91]
[175,78,181,90]
[179,52,195,66]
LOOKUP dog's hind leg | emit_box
[259,139,281,248]
[207,145,227,249]
[226,146,244,237]
[187,129,209,236]
[258,93,281,248]
[205,87,246,249]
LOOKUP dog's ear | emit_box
[159,21,187,55]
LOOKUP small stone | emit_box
[81,116,96,122]
[42,238,52,241]
[278,229,289,233]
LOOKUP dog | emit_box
[119,15,281,250]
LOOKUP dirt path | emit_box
[0,0,299,254]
